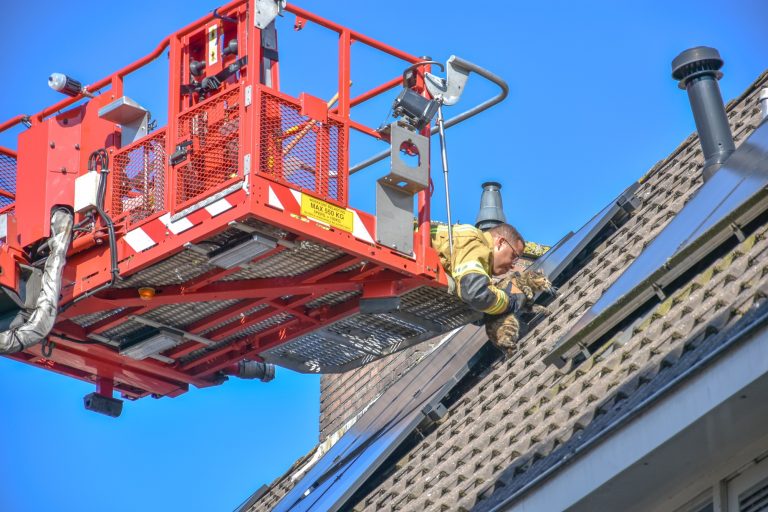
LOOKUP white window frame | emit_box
[726,455,768,511]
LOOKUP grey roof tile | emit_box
[347,71,768,512]
[247,69,768,512]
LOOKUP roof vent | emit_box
[672,46,735,181]
[475,181,507,231]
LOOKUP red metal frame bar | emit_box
[186,298,267,334]
[0,1,454,402]
[162,298,271,360]
[7,350,147,400]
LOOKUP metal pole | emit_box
[436,102,454,260]
[349,56,509,175]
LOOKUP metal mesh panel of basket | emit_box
[176,87,241,206]
[0,151,16,210]
[71,308,125,328]
[115,248,214,289]
[265,331,364,369]
[399,286,481,329]
[259,90,346,204]
[179,312,294,364]
[111,129,166,224]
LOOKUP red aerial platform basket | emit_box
[0,0,506,414]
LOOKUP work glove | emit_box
[505,291,528,314]
[501,282,528,314]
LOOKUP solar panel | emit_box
[531,182,640,285]
[270,325,489,512]
[546,119,768,367]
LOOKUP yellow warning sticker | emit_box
[208,25,218,66]
[300,194,353,233]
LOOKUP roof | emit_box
[246,70,768,512]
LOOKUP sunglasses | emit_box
[501,238,523,263]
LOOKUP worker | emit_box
[431,222,528,316]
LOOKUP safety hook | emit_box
[213,8,237,23]
[41,338,55,358]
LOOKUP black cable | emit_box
[51,333,99,345]
[94,158,119,283]
[61,150,119,310]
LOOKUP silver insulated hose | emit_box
[0,208,73,354]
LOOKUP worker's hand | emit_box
[504,289,528,314]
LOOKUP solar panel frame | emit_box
[546,119,768,367]
[530,183,640,284]
[270,325,488,512]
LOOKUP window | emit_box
[728,457,768,511]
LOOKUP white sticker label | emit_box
[208,25,218,66]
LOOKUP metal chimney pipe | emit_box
[475,181,507,231]
[672,46,735,181]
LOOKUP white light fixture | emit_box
[207,234,277,269]
[120,328,184,360]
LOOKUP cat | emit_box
[486,270,554,357]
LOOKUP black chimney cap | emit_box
[672,46,724,87]
[475,182,507,231]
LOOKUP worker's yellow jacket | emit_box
[431,224,510,315]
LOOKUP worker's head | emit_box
[488,224,525,276]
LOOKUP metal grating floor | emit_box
[85,280,476,373]
[400,286,480,330]
[179,312,295,364]
[198,303,270,336]
[261,286,482,373]
[102,300,242,343]
[116,249,214,289]
[71,308,126,328]
[114,219,291,290]
[221,241,344,280]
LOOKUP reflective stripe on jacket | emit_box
[431,224,509,315]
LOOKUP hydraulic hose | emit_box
[0,208,73,354]
[62,150,119,309]
[95,158,119,285]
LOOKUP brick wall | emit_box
[319,344,426,441]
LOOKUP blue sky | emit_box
[1,1,767,511]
